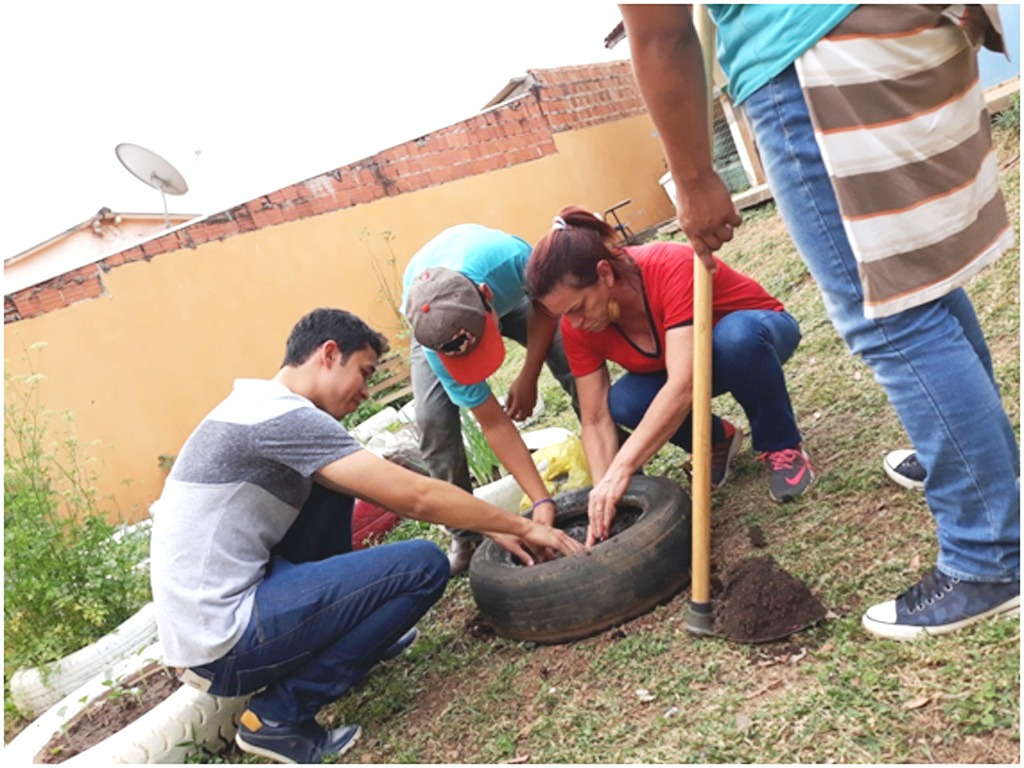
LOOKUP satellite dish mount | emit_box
[114,143,189,228]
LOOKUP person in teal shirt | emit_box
[402,224,577,573]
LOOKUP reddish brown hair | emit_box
[527,206,640,299]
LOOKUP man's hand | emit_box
[489,520,583,566]
[504,372,538,422]
[676,169,742,270]
[585,466,633,547]
[618,4,742,270]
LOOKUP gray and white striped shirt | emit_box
[149,378,361,667]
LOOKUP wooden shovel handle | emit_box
[690,4,716,609]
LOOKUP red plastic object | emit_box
[351,499,401,550]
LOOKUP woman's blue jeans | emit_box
[743,64,1019,582]
[609,309,803,453]
[189,487,449,723]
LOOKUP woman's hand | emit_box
[585,466,633,547]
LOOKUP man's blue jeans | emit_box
[743,64,1019,582]
[190,487,449,723]
[609,309,803,453]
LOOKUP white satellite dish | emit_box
[114,143,189,228]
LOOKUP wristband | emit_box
[530,498,555,512]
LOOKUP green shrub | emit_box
[994,91,1020,133]
[4,344,151,674]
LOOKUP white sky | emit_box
[1,1,628,259]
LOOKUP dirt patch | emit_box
[465,611,497,639]
[37,663,180,763]
[712,555,828,643]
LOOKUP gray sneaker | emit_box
[380,627,418,662]
[760,447,814,503]
[710,420,743,489]
[447,536,477,575]
[862,567,1019,641]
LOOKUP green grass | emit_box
[206,120,1024,764]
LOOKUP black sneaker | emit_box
[883,449,925,491]
[710,420,743,488]
[862,567,1020,641]
[760,447,814,503]
[236,709,360,764]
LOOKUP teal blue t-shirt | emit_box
[402,223,531,408]
[708,4,856,104]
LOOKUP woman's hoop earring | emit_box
[607,298,621,323]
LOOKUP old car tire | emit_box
[469,475,691,643]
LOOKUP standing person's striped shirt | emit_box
[795,4,1013,318]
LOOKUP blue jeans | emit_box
[609,309,802,453]
[743,64,1019,582]
[190,488,449,723]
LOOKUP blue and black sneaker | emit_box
[235,710,361,764]
[883,449,925,491]
[862,567,1019,641]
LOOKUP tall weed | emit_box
[460,410,502,487]
[4,343,151,673]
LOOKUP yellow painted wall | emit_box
[5,113,676,522]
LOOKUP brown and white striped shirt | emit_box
[794,4,1013,318]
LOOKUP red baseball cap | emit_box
[405,268,506,384]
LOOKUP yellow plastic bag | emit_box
[519,434,592,512]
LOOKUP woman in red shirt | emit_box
[527,207,812,546]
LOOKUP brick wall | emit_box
[6,264,109,321]
[529,61,647,132]
[6,60,644,324]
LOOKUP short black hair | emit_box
[282,308,389,367]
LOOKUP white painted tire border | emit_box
[9,602,160,719]
[5,641,249,764]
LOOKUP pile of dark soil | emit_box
[712,555,827,643]
[38,664,180,763]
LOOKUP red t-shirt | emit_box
[561,241,784,377]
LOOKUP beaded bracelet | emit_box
[530,498,555,511]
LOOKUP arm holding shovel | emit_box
[619,3,741,268]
